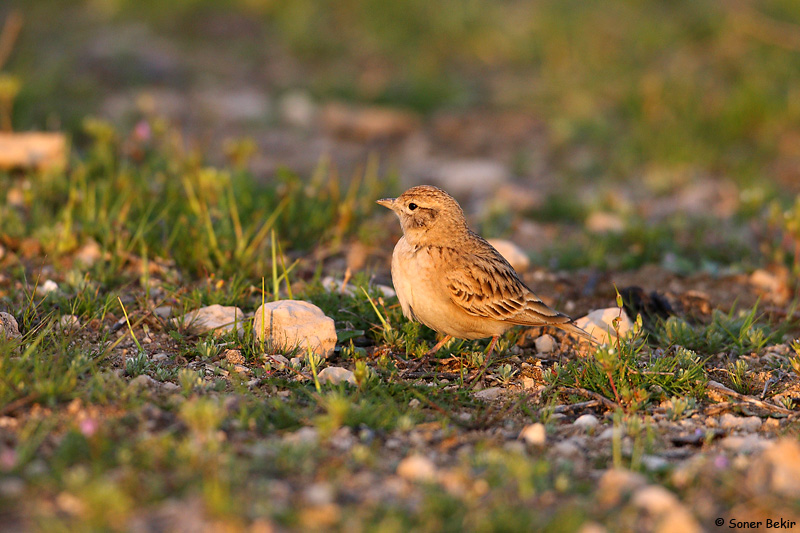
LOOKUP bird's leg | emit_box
[403,334,452,374]
[468,335,499,387]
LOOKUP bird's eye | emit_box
[408,203,418,211]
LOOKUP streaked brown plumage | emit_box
[377,185,594,365]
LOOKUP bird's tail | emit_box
[557,321,598,344]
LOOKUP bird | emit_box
[377,185,595,373]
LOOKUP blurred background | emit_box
[2,0,800,276]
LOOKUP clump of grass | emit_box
[726,359,757,395]
[665,396,697,421]
[0,118,393,281]
[0,320,97,410]
[657,304,779,356]
[546,338,706,412]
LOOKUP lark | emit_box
[377,185,594,371]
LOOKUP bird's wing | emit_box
[443,239,570,326]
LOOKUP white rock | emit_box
[748,438,800,498]
[375,284,396,298]
[317,366,356,386]
[631,485,679,514]
[153,306,173,318]
[430,159,510,197]
[573,414,600,429]
[474,387,503,401]
[597,468,647,506]
[656,507,702,533]
[553,439,583,459]
[129,374,157,388]
[597,428,616,440]
[519,423,546,446]
[719,413,762,432]
[534,334,556,354]
[37,279,59,295]
[574,308,633,344]
[487,239,530,272]
[161,382,180,392]
[290,356,303,368]
[59,315,80,331]
[720,433,771,454]
[253,300,336,358]
[173,304,245,337]
[397,454,436,482]
[0,312,21,341]
[152,353,169,362]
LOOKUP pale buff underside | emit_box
[392,235,526,339]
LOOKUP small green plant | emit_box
[178,368,203,395]
[790,341,800,377]
[466,351,486,369]
[665,396,696,421]
[307,349,323,393]
[547,338,706,412]
[353,360,375,388]
[152,365,176,382]
[125,351,150,377]
[341,340,367,361]
[195,339,219,361]
[726,359,755,395]
[657,304,779,356]
[495,364,517,386]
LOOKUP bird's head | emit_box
[377,185,468,245]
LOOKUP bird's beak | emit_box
[376,198,395,210]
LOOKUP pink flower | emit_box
[79,417,99,438]
[133,120,152,142]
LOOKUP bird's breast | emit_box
[390,239,508,340]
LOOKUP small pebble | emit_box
[719,413,762,432]
[397,454,436,482]
[0,312,21,341]
[317,367,356,386]
[59,315,80,330]
[519,423,546,446]
[534,334,555,353]
[224,349,245,365]
[573,414,600,429]
[474,387,503,401]
[38,280,59,295]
